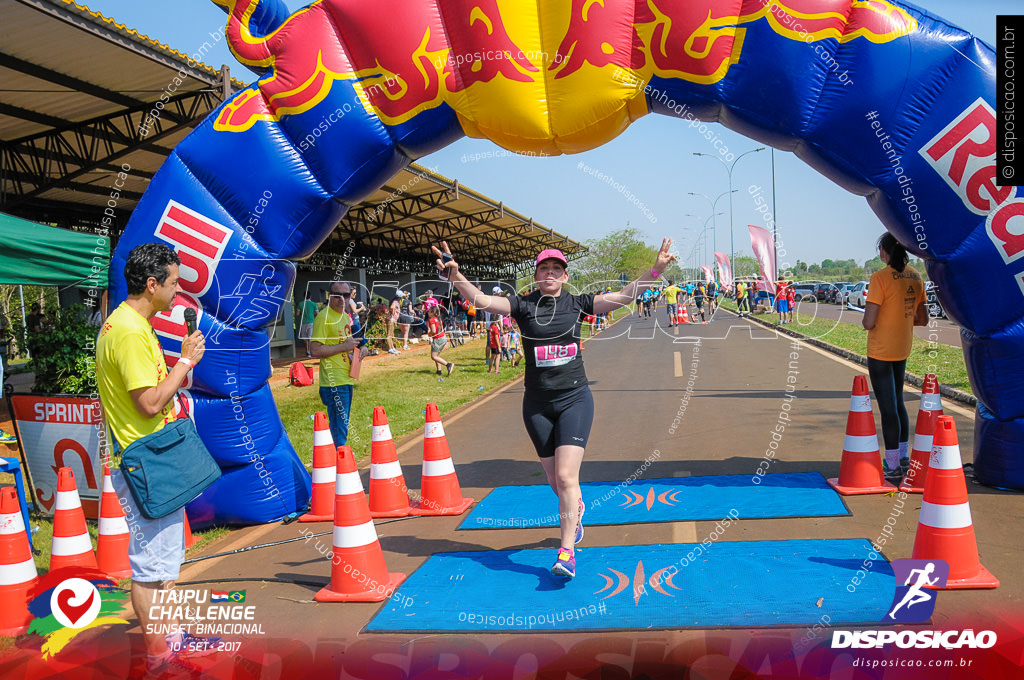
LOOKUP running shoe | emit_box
[551,548,575,578]
[575,499,585,545]
[899,457,911,477]
[882,460,904,482]
[0,429,16,443]
[388,348,400,354]
[446,362,455,376]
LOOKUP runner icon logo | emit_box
[886,559,948,623]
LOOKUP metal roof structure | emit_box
[312,164,586,278]
[0,0,584,276]
[0,0,241,230]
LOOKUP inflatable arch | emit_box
[109,0,1019,525]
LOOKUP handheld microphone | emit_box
[183,308,197,336]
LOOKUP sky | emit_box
[80,0,1008,268]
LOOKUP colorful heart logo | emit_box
[56,587,95,626]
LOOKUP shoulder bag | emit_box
[118,415,222,519]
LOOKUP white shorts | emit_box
[110,467,186,583]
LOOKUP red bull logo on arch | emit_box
[214,0,916,134]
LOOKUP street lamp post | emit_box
[689,189,737,276]
[694,147,766,270]
[685,212,724,278]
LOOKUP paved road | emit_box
[44,311,1018,677]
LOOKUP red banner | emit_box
[699,265,713,283]
[748,224,778,295]
[714,252,733,290]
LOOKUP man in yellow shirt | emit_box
[96,243,210,672]
[662,280,683,327]
[311,281,360,444]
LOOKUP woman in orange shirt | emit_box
[862,233,928,479]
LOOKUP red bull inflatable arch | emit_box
[109,0,1019,525]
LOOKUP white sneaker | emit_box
[388,348,400,354]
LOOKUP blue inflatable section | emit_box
[110,0,1022,531]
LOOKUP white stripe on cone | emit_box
[313,429,334,447]
[335,471,364,496]
[921,394,941,411]
[51,532,94,556]
[912,434,933,453]
[424,422,445,438]
[312,466,336,484]
[0,511,25,535]
[929,444,963,470]
[372,424,393,441]
[332,520,379,549]
[919,500,973,529]
[370,461,403,479]
[55,490,82,511]
[0,558,37,586]
[848,395,872,412]
[102,474,115,494]
[843,434,879,453]
[98,515,129,536]
[423,458,456,477]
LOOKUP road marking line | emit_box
[674,351,683,377]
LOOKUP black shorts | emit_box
[522,385,595,458]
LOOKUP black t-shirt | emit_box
[508,290,595,393]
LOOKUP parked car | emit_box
[848,281,869,308]
[813,282,834,302]
[829,282,852,304]
[925,281,946,319]
[791,283,817,302]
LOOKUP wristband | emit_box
[178,357,195,370]
[649,268,662,279]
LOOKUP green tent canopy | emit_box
[0,212,109,288]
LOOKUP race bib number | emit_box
[534,343,578,367]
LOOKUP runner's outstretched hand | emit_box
[653,237,677,274]
[430,241,458,279]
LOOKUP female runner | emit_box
[432,238,676,577]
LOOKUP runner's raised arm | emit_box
[593,237,677,314]
[431,241,512,316]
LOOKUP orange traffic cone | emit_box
[368,407,411,518]
[50,468,98,571]
[301,411,337,522]
[0,487,38,636]
[410,404,474,516]
[900,410,938,494]
[314,446,406,602]
[827,376,896,495]
[183,511,196,550]
[919,373,944,420]
[912,416,999,589]
[96,465,131,579]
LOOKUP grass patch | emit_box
[718,298,970,393]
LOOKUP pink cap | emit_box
[535,248,568,267]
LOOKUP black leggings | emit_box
[522,386,595,458]
[867,357,909,451]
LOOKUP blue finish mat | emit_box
[458,472,849,530]
[367,539,894,632]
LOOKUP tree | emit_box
[571,228,658,290]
